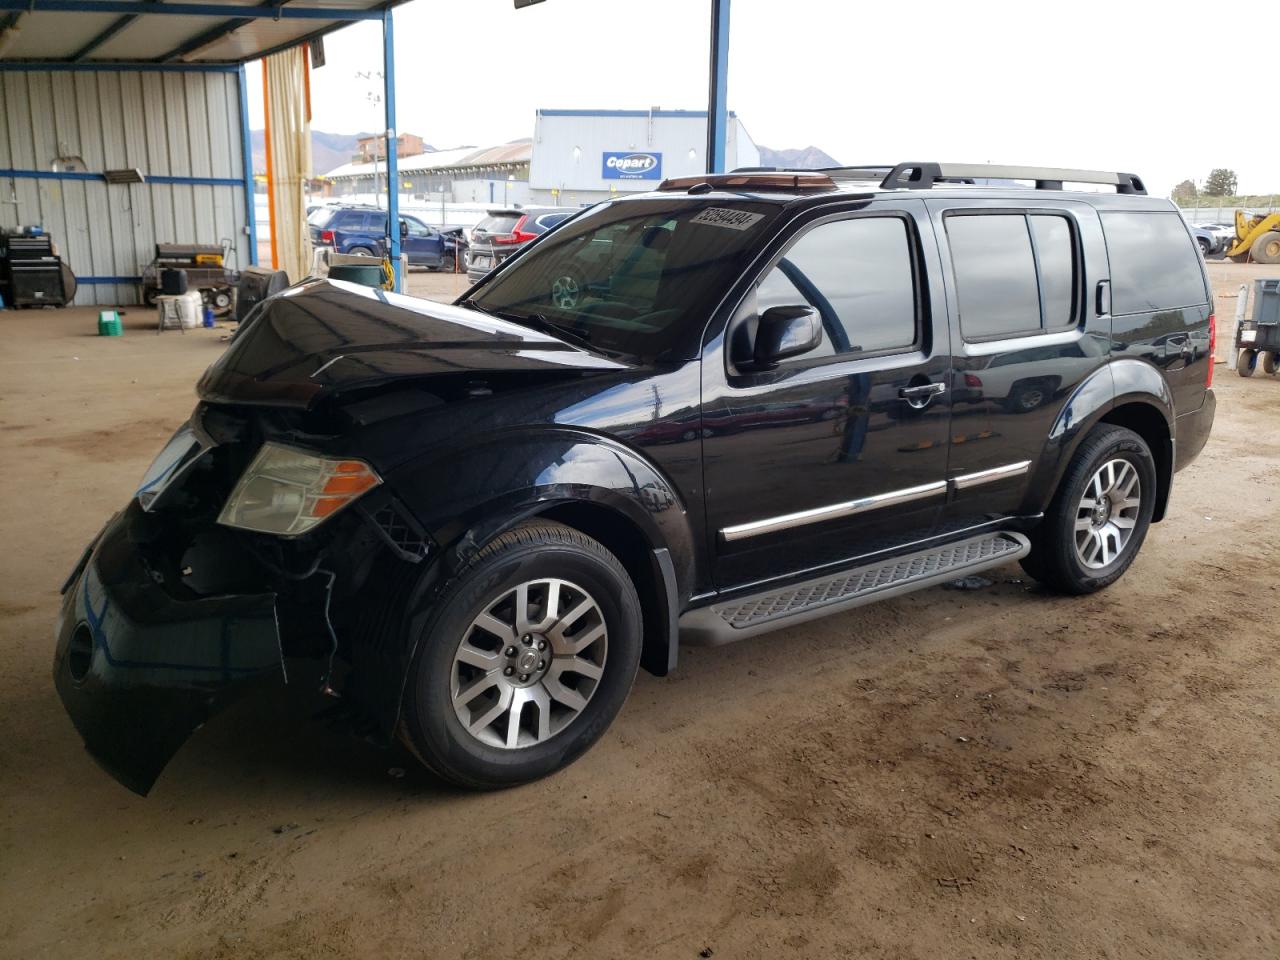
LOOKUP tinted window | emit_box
[1030,215,1075,329]
[336,211,369,229]
[537,213,572,230]
[467,198,778,361]
[755,216,916,359]
[1101,211,1207,314]
[403,217,430,237]
[947,214,1042,339]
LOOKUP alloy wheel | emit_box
[450,578,607,750]
[1074,458,1141,570]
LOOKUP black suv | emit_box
[466,206,576,281]
[54,163,1216,794]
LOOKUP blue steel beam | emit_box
[70,0,162,62]
[159,0,290,62]
[0,60,239,71]
[238,64,259,266]
[383,6,399,289]
[0,0,387,20]
[160,17,254,61]
[706,0,729,173]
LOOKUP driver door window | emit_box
[752,216,918,363]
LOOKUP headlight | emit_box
[217,442,381,536]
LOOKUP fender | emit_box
[343,429,695,736]
[389,426,695,588]
[1020,358,1174,518]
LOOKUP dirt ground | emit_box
[1,263,1278,960]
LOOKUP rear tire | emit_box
[1196,237,1211,256]
[1262,351,1279,376]
[1021,425,1156,595]
[1251,231,1280,265]
[1238,349,1258,377]
[398,520,641,789]
[347,246,375,258]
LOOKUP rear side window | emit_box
[756,215,917,359]
[1101,211,1207,314]
[336,211,368,229]
[946,212,1079,340]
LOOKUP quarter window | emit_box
[1100,211,1207,314]
[947,212,1079,340]
[755,216,917,360]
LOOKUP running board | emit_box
[679,532,1030,645]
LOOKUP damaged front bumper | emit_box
[53,506,283,795]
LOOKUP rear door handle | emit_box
[1096,280,1111,316]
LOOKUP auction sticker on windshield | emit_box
[690,208,765,231]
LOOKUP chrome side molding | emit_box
[952,460,1032,491]
[721,481,947,543]
[719,461,1032,542]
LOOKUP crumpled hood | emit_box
[197,279,628,409]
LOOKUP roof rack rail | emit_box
[657,171,838,193]
[877,162,1146,195]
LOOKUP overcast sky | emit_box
[246,0,1278,197]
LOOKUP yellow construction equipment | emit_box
[1226,210,1280,264]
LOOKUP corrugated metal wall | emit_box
[0,68,249,306]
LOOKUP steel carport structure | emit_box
[0,0,407,295]
[0,0,733,301]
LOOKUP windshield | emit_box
[307,207,337,227]
[465,198,779,360]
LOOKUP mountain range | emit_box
[755,145,840,169]
[252,130,837,178]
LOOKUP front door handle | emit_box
[898,382,946,408]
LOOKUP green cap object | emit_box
[98,310,123,336]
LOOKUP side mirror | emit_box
[754,305,821,367]
[399,220,409,239]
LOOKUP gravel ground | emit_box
[1,261,1277,960]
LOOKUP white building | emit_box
[321,141,533,206]
[528,108,759,207]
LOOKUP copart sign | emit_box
[602,152,663,181]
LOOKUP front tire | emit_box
[1251,231,1280,265]
[399,521,641,789]
[1021,425,1156,595]
[1238,349,1258,377]
[1262,351,1279,376]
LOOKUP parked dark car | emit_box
[465,206,576,281]
[308,204,464,271]
[55,163,1216,795]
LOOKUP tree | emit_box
[1172,179,1198,203]
[1202,168,1238,197]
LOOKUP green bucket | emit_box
[98,310,123,336]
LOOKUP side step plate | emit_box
[680,532,1030,645]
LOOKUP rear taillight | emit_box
[493,215,537,245]
[1206,314,1216,387]
[964,373,983,388]
[319,229,335,245]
